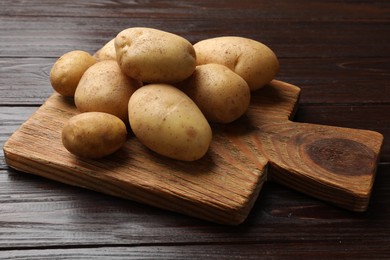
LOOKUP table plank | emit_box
[1,17,389,58]
[1,57,389,105]
[1,0,389,20]
[0,107,37,169]
[1,0,390,258]
[0,243,389,260]
[1,164,389,248]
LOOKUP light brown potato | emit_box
[75,60,142,123]
[62,112,127,159]
[128,84,212,161]
[50,50,96,96]
[115,27,196,83]
[193,36,279,91]
[93,38,116,61]
[180,63,250,123]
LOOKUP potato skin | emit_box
[93,38,116,61]
[50,50,96,96]
[75,60,142,123]
[128,84,212,161]
[62,112,127,159]
[180,64,250,123]
[115,27,196,83]
[193,36,279,91]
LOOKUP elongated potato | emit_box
[62,112,127,159]
[50,50,96,96]
[115,27,196,83]
[180,63,250,123]
[194,36,279,91]
[128,84,212,161]
[75,60,142,123]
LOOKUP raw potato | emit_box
[93,38,116,61]
[128,84,212,161]
[115,27,196,83]
[75,60,142,123]
[180,63,250,123]
[50,50,96,96]
[62,112,127,159]
[193,36,279,91]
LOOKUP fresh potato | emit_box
[180,63,250,123]
[93,38,116,61]
[115,27,196,83]
[50,50,96,96]
[62,112,127,159]
[193,36,279,91]
[128,84,212,161]
[75,60,142,123]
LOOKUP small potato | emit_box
[62,112,127,159]
[115,27,196,83]
[50,50,96,96]
[93,38,116,61]
[193,36,279,91]
[75,60,142,123]
[128,84,212,161]
[180,63,250,123]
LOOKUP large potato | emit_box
[115,27,196,83]
[128,84,212,161]
[180,63,250,123]
[193,36,279,91]
[50,50,96,96]
[75,60,142,123]
[93,38,116,61]
[62,112,127,159]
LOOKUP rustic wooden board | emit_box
[3,80,383,225]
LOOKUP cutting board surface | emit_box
[3,80,383,225]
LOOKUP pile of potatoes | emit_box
[50,27,279,161]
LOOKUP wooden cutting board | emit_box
[3,80,383,225]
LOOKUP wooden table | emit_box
[1,1,389,258]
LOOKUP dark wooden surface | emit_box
[1,0,389,258]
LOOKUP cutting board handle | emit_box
[258,121,383,211]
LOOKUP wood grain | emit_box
[3,80,383,224]
[259,122,382,211]
[1,164,389,248]
[2,0,389,20]
[2,57,389,105]
[1,243,390,260]
[3,94,267,225]
[3,105,389,166]
[3,81,295,225]
[1,0,389,257]
[1,16,389,59]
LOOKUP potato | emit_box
[50,50,96,96]
[62,112,127,159]
[93,38,116,61]
[193,36,279,91]
[75,60,142,123]
[128,84,212,161]
[180,63,250,123]
[115,27,196,83]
